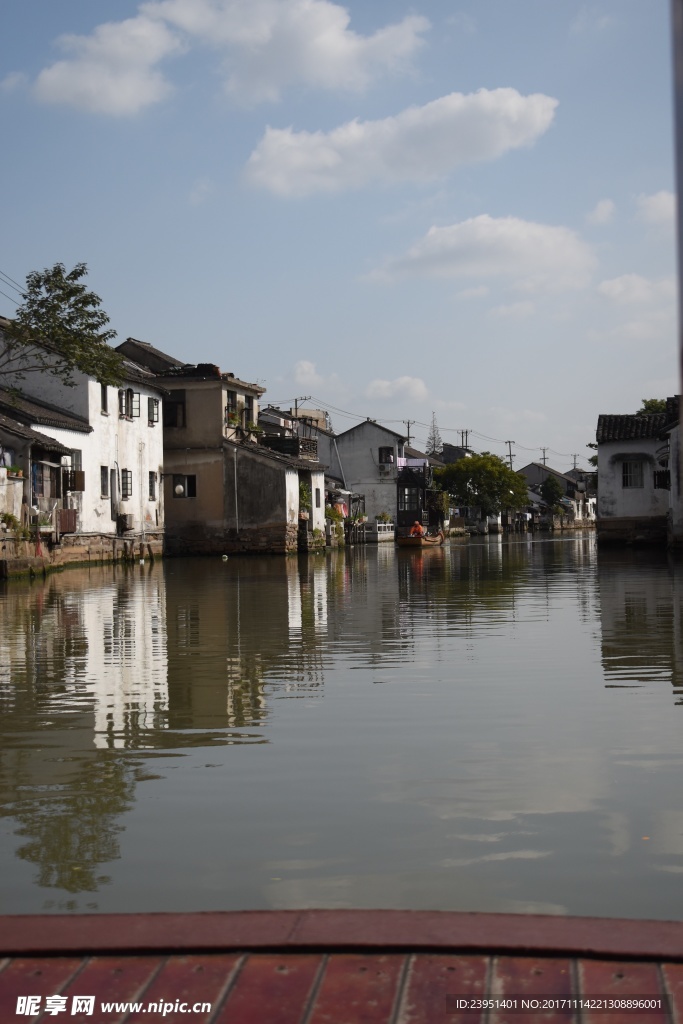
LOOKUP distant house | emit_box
[119,341,326,554]
[595,400,679,543]
[517,461,595,522]
[0,412,70,526]
[335,420,408,522]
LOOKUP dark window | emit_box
[622,460,644,488]
[654,469,671,490]
[101,466,109,497]
[315,487,321,508]
[398,486,420,511]
[148,397,159,424]
[172,473,196,498]
[379,447,394,464]
[118,389,126,416]
[226,390,237,413]
[164,390,186,427]
[149,471,157,500]
[101,384,108,413]
[131,392,140,417]
[245,395,254,425]
[121,469,133,500]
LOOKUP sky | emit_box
[0,0,678,468]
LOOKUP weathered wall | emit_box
[0,468,23,519]
[0,530,164,578]
[336,422,407,520]
[597,440,668,519]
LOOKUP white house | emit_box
[595,405,677,543]
[0,361,165,541]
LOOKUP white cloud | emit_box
[365,376,428,401]
[598,273,676,304]
[189,177,214,205]
[293,359,341,392]
[636,190,676,226]
[374,214,595,292]
[445,13,477,34]
[246,88,558,196]
[489,301,535,318]
[34,15,182,115]
[456,285,489,300]
[570,6,614,34]
[586,198,615,225]
[0,72,28,94]
[149,0,430,103]
[33,0,429,113]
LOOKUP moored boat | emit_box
[396,530,445,547]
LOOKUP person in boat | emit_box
[410,521,425,537]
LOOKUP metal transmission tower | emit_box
[426,412,443,456]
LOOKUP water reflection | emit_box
[0,538,682,917]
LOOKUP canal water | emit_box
[1,536,682,918]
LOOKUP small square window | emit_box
[172,474,196,498]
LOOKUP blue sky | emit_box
[1,0,677,466]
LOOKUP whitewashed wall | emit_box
[597,439,669,519]
[21,374,164,535]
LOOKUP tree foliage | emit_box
[0,262,124,387]
[637,398,666,414]
[435,452,529,517]
[540,474,564,510]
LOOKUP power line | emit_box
[0,269,24,294]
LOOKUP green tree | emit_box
[637,398,666,414]
[0,262,123,387]
[435,452,528,518]
[540,474,564,510]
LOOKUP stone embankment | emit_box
[0,531,164,579]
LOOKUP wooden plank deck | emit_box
[1,911,682,1023]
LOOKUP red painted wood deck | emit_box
[1,911,682,1023]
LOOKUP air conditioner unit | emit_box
[379,464,391,474]
[117,513,134,532]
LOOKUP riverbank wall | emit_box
[0,531,164,579]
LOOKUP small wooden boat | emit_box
[396,530,445,547]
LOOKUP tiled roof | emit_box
[0,412,71,452]
[224,438,326,472]
[0,389,92,434]
[117,338,188,372]
[336,419,407,442]
[596,412,670,443]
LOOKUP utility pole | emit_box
[293,396,311,434]
[505,440,515,470]
[403,420,413,445]
[459,429,470,451]
[540,447,548,466]
[571,454,579,469]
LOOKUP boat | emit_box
[396,530,445,547]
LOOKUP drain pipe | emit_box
[233,447,239,534]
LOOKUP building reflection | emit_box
[598,549,683,701]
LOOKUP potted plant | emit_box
[8,465,23,478]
